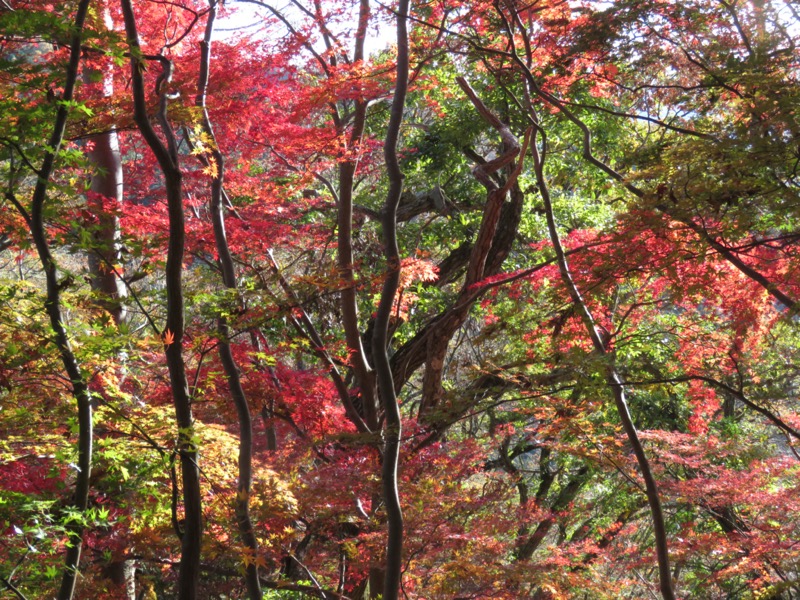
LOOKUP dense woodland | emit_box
[1,0,800,598]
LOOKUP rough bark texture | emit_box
[104,560,136,600]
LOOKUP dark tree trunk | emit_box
[120,3,202,597]
[335,0,378,432]
[194,3,261,597]
[531,129,676,600]
[9,1,96,598]
[373,0,410,597]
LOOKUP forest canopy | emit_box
[1,0,800,598]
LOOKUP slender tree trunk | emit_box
[266,250,369,432]
[9,1,95,598]
[372,0,410,597]
[120,3,202,597]
[194,3,261,597]
[81,18,134,594]
[531,132,676,600]
[335,0,377,431]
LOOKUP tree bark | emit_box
[414,78,528,421]
[83,12,126,323]
[13,1,95,598]
[373,0,410,597]
[194,3,261,597]
[335,0,377,430]
[120,3,202,597]
[531,130,676,600]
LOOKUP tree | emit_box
[2,0,800,598]
[1,2,96,597]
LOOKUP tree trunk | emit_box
[194,2,261,596]
[373,0,410,596]
[84,19,126,323]
[104,559,136,600]
[120,3,202,596]
[12,1,95,598]
[531,130,676,600]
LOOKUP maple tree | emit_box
[1,0,800,599]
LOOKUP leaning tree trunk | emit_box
[530,126,676,600]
